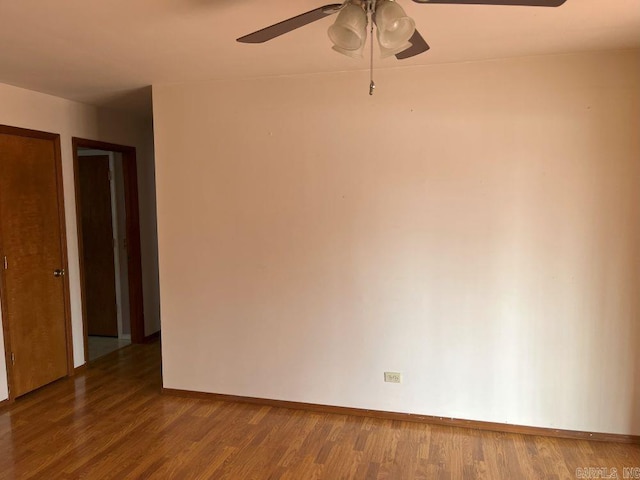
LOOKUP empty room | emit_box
[0,0,639,478]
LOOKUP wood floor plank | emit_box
[0,342,638,479]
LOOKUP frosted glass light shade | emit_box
[332,44,365,59]
[375,0,415,50]
[328,3,368,51]
[378,37,411,58]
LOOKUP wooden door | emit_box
[0,130,70,398]
[73,138,145,346]
[78,155,118,337]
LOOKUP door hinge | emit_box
[3,256,7,270]
[11,353,15,365]
[108,170,112,182]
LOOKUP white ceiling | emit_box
[1,0,638,116]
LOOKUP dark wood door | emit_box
[0,132,69,397]
[78,155,118,337]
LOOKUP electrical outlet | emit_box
[384,372,402,384]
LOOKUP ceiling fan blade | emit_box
[412,0,566,5]
[395,30,430,60]
[237,4,342,43]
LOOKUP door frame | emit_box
[0,125,74,401]
[72,138,145,364]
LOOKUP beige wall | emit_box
[153,50,640,435]
[0,83,160,401]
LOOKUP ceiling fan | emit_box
[237,0,567,93]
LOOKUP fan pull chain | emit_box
[369,11,375,95]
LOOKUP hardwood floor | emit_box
[0,342,638,479]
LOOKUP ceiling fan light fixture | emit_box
[328,2,368,51]
[332,44,366,58]
[375,0,416,49]
[378,37,412,58]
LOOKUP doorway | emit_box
[0,125,73,399]
[72,138,145,363]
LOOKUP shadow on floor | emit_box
[88,336,131,361]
